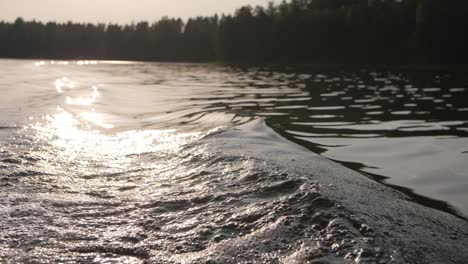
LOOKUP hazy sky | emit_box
[0,0,278,24]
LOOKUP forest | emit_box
[0,0,467,64]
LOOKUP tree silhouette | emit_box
[0,0,466,64]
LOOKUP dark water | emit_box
[0,60,467,263]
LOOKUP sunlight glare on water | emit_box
[24,66,211,195]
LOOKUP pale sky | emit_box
[0,0,278,24]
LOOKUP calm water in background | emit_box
[1,59,467,215]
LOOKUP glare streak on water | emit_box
[0,60,468,261]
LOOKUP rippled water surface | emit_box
[1,59,468,262]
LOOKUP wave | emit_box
[1,120,467,263]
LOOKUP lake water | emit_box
[1,59,467,262]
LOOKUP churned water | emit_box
[0,59,467,263]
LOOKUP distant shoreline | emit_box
[3,57,467,72]
[1,1,467,65]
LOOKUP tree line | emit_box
[0,0,466,64]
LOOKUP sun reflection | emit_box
[34,68,210,182]
[99,60,142,65]
[32,107,205,165]
[79,112,114,129]
[76,60,98,65]
[54,77,110,128]
[66,86,100,106]
[34,61,45,67]
[55,77,75,93]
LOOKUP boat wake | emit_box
[1,119,467,263]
